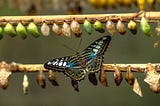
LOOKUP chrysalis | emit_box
[94,20,105,33]
[48,70,59,86]
[22,74,29,95]
[52,23,62,36]
[27,22,40,38]
[144,63,160,93]
[0,27,3,40]
[16,22,27,39]
[137,0,145,10]
[133,77,143,97]
[70,20,82,37]
[116,20,126,35]
[0,61,12,90]
[140,17,152,37]
[106,19,115,35]
[113,66,123,86]
[4,23,16,37]
[99,68,109,87]
[41,22,50,36]
[71,79,79,92]
[83,19,92,34]
[36,70,46,88]
[88,73,98,86]
[147,0,155,10]
[125,66,134,85]
[62,22,71,37]
[128,20,137,34]
[123,0,132,8]
[155,21,160,36]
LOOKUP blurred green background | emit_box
[0,0,160,106]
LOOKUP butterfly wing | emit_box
[44,54,86,81]
[80,36,111,73]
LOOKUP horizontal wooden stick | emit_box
[0,11,160,26]
[1,61,160,72]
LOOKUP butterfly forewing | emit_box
[44,36,111,81]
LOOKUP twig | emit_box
[0,11,160,26]
[1,61,160,72]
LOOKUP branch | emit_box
[0,11,160,26]
[1,61,160,72]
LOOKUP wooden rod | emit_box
[1,61,160,72]
[0,11,160,26]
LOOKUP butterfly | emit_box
[44,36,111,91]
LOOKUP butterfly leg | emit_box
[71,79,79,92]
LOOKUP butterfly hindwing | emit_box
[44,36,111,81]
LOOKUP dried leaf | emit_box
[88,73,98,85]
[71,79,79,92]
[133,77,143,97]
[23,74,29,95]
[48,70,59,86]
[144,63,160,93]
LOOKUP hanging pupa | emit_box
[140,17,152,37]
[113,66,123,86]
[62,22,71,37]
[147,0,155,10]
[123,0,132,8]
[116,20,126,35]
[94,20,105,33]
[71,79,79,92]
[99,68,109,87]
[128,20,137,34]
[155,21,160,36]
[88,73,98,86]
[4,23,16,37]
[83,19,92,34]
[144,63,160,93]
[16,22,27,39]
[36,70,46,88]
[125,66,134,85]
[48,70,59,86]
[41,21,50,36]
[22,74,29,95]
[70,20,82,37]
[52,23,62,36]
[27,22,40,38]
[133,77,143,97]
[137,0,145,10]
[0,27,3,40]
[106,19,115,35]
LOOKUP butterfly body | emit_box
[44,36,111,82]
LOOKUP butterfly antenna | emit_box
[63,44,78,53]
[77,38,82,52]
